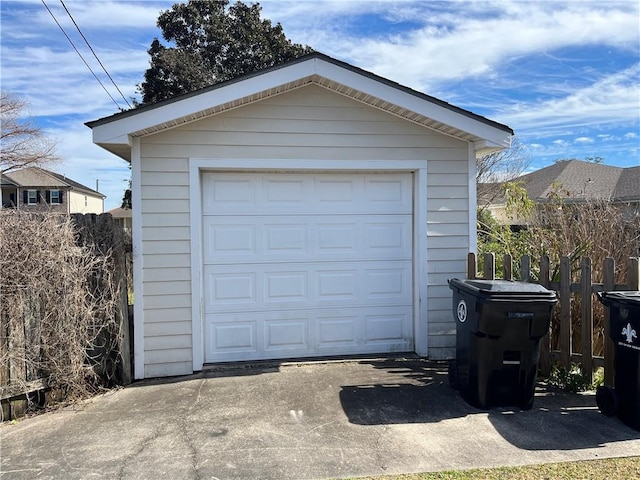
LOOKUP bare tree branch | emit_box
[477,136,530,209]
[1,91,59,174]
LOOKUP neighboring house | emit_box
[1,167,105,214]
[88,53,513,379]
[483,160,640,224]
[106,206,132,235]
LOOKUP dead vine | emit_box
[0,210,128,416]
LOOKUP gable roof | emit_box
[3,167,105,198]
[87,52,513,161]
[486,160,640,204]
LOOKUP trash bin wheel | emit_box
[596,385,618,417]
[448,360,460,390]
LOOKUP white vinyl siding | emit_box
[425,159,470,358]
[138,84,469,377]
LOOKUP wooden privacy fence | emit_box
[0,213,132,420]
[468,252,640,387]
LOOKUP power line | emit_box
[41,0,124,111]
[59,0,132,109]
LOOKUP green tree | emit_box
[476,136,530,210]
[477,181,533,278]
[138,0,313,105]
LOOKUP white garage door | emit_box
[202,172,414,362]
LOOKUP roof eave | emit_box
[88,53,513,161]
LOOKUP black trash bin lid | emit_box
[448,278,557,302]
[598,291,640,309]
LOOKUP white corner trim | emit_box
[189,161,204,372]
[468,143,478,256]
[131,138,145,379]
[414,168,429,357]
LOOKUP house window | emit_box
[50,190,61,204]
[27,190,38,205]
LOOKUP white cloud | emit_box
[624,132,639,139]
[574,137,594,144]
[264,0,640,91]
[496,64,640,135]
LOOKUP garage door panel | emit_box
[265,271,309,302]
[317,316,359,346]
[209,224,256,254]
[204,261,411,312]
[364,268,408,298]
[265,319,308,351]
[365,176,410,206]
[203,215,411,263]
[208,272,257,305]
[210,321,257,353]
[266,225,307,253]
[365,311,409,343]
[202,173,412,215]
[205,306,412,361]
[317,269,359,299]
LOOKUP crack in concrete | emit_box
[180,378,207,480]
[115,425,163,480]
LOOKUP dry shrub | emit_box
[528,195,640,355]
[0,210,126,411]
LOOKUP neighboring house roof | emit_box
[615,166,640,202]
[87,52,513,161]
[0,175,20,187]
[484,160,640,205]
[3,167,106,198]
[106,206,132,219]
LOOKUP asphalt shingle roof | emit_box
[3,167,105,198]
[485,160,640,204]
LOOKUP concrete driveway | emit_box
[1,357,639,480]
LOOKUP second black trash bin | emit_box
[596,291,640,431]
[448,278,557,409]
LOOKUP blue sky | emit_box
[2,0,639,210]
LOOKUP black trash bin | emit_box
[596,291,640,431]
[448,278,557,410]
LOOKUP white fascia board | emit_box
[91,56,511,149]
[474,139,512,156]
[315,60,512,146]
[91,60,318,146]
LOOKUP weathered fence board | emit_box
[468,252,640,385]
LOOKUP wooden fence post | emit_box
[627,257,640,290]
[483,253,495,280]
[467,253,477,279]
[503,254,512,280]
[603,258,615,387]
[581,257,593,383]
[559,256,572,369]
[538,255,552,376]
